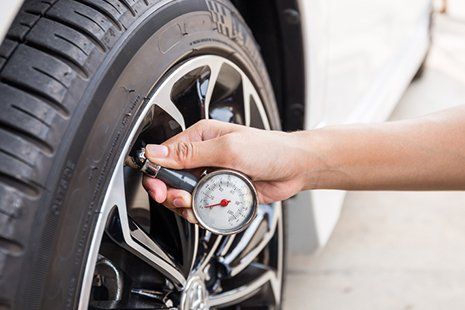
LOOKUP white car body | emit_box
[0,0,432,252]
[294,0,431,251]
[0,1,22,43]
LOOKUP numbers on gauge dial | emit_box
[194,173,254,232]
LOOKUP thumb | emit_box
[145,138,229,170]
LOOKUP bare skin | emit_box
[142,105,465,223]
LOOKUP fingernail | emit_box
[146,144,168,158]
[173,198,184,208]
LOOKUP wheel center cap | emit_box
[180,276,209,310]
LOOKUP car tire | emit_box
[0,0,285,309]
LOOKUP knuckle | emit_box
[221,134,240,165]
[223,133,236,148]
[197,119,210,128]
[192,119,211,138]
[173,141,195,166]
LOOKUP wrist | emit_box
[286,130,322,190]
[290,128,340,190]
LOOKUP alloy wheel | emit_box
[78,55,283,309]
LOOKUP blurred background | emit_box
[284,1,465,309]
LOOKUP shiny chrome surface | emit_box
[180,276,209,310]
[79,55,283,309]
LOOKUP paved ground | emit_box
[284,9,465,310]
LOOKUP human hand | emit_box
[142,119,308,223]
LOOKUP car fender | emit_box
[0,0,23,44]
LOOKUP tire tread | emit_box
[0,0,276,308]
[0,0,146,307]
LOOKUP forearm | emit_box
[300,106,465,191]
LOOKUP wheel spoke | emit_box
[241,76,254,127]
[204,59,223,118]
[191,225,200,272]
[151,92,186,131]
[194,231,223,273]
[174,214,199,275]
[82,55,283,309]
[209,264,280,307]
[105,165,186,289]
[241,74,270,130]
[220,203,281,277]
[217,234,236,257]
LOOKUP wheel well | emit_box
[231,0,305,131]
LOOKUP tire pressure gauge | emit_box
[126,148,258,235]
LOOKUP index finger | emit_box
[162,119,242,146]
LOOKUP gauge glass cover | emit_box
[192,170,257,234]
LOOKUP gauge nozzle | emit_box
[125,148,161,178]
[124,148,147,170]
[125,147,198,193]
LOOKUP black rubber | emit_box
[0,0,283,309]
[156,167,198,193]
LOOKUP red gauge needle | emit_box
[205,199,230,209]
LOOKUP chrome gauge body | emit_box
[192,170,258,235]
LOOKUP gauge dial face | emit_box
[192,171,257,234]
